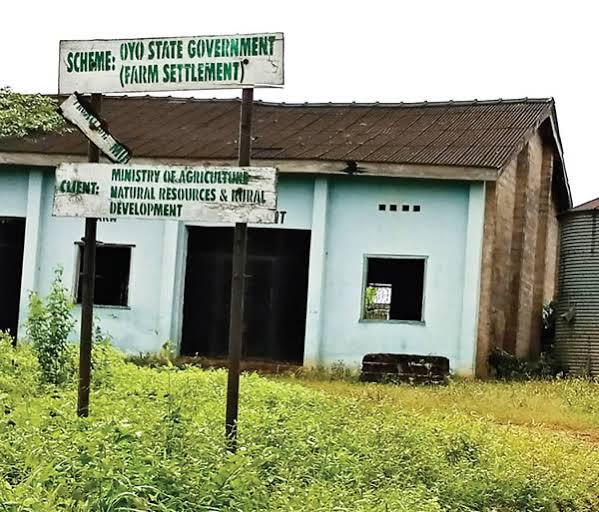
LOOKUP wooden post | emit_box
[77,93,101,417]
[225,88,253,450]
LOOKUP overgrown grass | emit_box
[288,376,599,435]
[0,339,598,511]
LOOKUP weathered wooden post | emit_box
[77,93,101,417]
[225,88,253,450]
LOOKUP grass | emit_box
[0,340,598,511]
[286,375,599,439]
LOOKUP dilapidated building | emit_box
[0,96,571,375]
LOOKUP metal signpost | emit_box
[57,33,284,445]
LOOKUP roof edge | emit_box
[65,94,555,109]
[0,152,498,181]
[497,98,572,210]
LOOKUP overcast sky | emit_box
[2,0,595,204]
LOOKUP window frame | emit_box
[73,241,135,309]
[359,254,427,325]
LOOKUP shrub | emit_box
[90,323,125,389]
[125,340,178,368]
[488,347,564,380]
[26,267,75,385]
[0,329,13,346]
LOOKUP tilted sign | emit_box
[58,33,284,94]
[59,94,131,163]
[53,163,277,223]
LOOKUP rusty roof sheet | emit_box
[0,96,555,170]
[569,197,599,212]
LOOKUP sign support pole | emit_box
[77,93,101,417]
[225,88,253,451]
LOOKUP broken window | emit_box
[76,244,132,307]
[362,257,425,321]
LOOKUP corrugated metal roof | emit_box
[0,96,555,170]
[569,197,599,212]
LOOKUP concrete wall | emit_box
[0,165,486,373]
[0,167,29,217]
[305,177,485,375]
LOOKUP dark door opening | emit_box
[181,227,310,363]
[0,218,25,339]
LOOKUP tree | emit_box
[0,87,65,138]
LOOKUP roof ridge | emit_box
[77,95,554,108]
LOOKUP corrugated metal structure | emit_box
[0,96,555,169]
[555,199,599,375]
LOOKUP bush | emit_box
[125,340,177,368]
[26,267,75,385]
[90,323,125,389]
[488,346,565,380]
[0,86,65,138]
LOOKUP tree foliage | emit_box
[0,86,65,138]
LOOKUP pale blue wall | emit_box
[0,166,29,217]
[311,177,484,374]
[0,165,485,373]
[36,170,167,353]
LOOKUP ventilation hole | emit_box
[413,205,421,212]
[389,204,397,212]
[379,204,386,211]
[402,204,410,212]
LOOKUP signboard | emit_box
[58,33,284,94]
[59,94,131,163]
[53,163,277,223]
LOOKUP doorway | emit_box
[181,227,310,363]
[0,218,25,339]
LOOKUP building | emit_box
[555,198,599,375]
[0,96,571,376]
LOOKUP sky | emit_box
[1,0,596,205]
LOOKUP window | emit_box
[76,244,132,307]
[362,257,425,322]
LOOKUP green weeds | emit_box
[0,342,597,511]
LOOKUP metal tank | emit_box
[555,200,599,375]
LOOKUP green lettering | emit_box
[259,37,268,55]
[240,38,251,56]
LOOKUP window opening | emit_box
[363,257,425,321]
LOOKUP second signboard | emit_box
[53,163,277,223]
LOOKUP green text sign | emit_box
[58,33,284,94]
[53,163,277,223]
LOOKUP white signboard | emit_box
[59,94,131,163]
[58,33,284,94]
[53,163,277,223]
